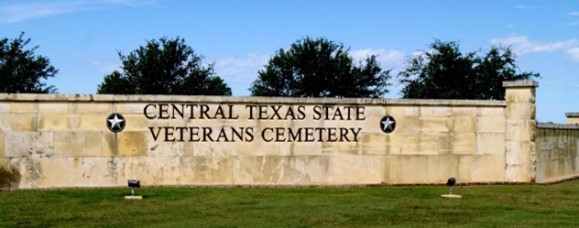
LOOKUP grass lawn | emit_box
[1,180,579,227]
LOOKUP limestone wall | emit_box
[535,124,579,183]
[0,87,535,189]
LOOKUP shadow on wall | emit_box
[0,162,20,190]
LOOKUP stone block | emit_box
[477,133,505,155]
[148,140,185,157]
[449,133,476,155]
[114,103,145,114]
[505,88,536,103]
[505,103,535,120]
[477,116,505,133]
[458,155,505,182]
[384,106,420,117]
[54,131,102,157]
[66,158,105,186]
[38,103,68,114]
[390,144,417,155]
[420,107,451,117]
[417,143,442,155]
[9,102,36,113]
[395,155,429,184]
[321,141,359,155]
[505,141,534,165]
[505,165,533,182]
[78,115,108,131]
[189,140,240,157]
[382,155,395,183]
[12,157,44,188]
[73,103,112,114]
[118,131,148,157]
[0,103,8,113]
[100,133,117,157]
[234,156,302,185]
[505,120,535,141]
[427,155,459,183]
[452,107,477,116]
[233,155,277,185]
[326,155,383,184]
[34,157,70,188]
[419,117,450,133]
[420,132,449,144]
[478,107,505,117]
[5,132,54,158]
[359,142,389,156]
[451,117,476,133]
[38,114,69,131]
[393,116,420,135]
[5,115,37,131]
[122,114,150,131]
[534,162,546,182]
[0,132,4,158]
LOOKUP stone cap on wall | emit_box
[566,112,579,117]
[537,122,579,129]
[0,93,506,107]
[502,80,539,88]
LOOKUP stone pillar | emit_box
[566,113,579,125]
[503,80,538,183]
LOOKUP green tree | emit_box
[0,32,57,93]
[399,40,539,100]
[97,37,231,95]
[250,37,391,98]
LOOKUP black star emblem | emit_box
[380,115,396,133]
[106,113,126,133]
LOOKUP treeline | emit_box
[0,33,539,100]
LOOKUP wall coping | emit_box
[502,80,539,88]
[566,112,579,117]
[537,123,579,130]
[0,93,507,107]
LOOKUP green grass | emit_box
[1,180,579,227]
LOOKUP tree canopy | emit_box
[399,40,539,100]
[0,32,57,93]
[97,37,231,95]
[250,37,391,98]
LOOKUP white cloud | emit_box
[212,53,269,95]
[490,35,578,55]
[87,60,121,74]
[570,11,579,16]
[491,35,579,63]
[0,0,157,23]
[515,5,540,10]
[0,3,80,23]
[350,48,405,67]
[567,47,579,62]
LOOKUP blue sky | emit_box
[1,0,577,123]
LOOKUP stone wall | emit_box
[0,81,539,188]
[535,124,579,183]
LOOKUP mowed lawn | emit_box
[1,180,579,227]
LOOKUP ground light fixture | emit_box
[441,177,462,198]
[124,179,143,200]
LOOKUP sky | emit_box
[1,0,577,123]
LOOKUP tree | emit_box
[250,37,391,98]
[399,40,539,100]
[97,37,231,95]
[0,32,57,93]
